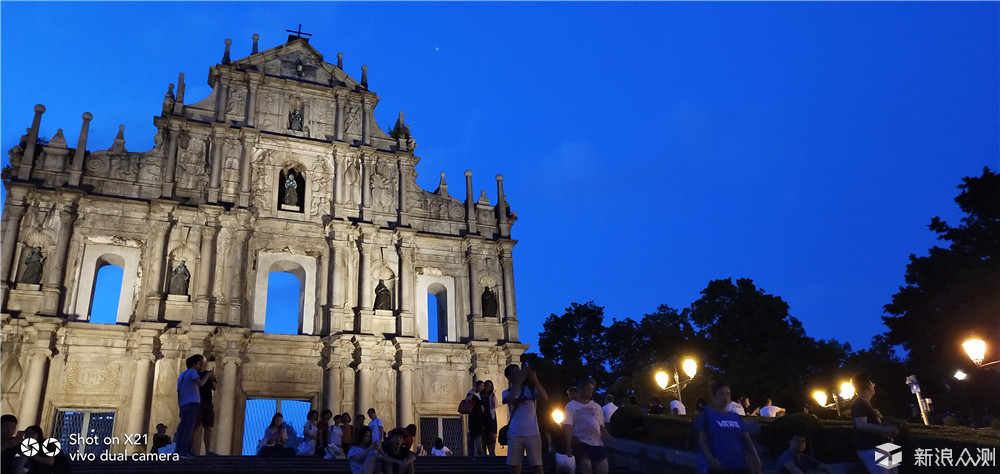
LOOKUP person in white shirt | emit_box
[758,398,786,418]
[564,378,611,474]
[601,395,618,423]
[430,437,453,456]
[726,398,746,416]
[367,408,384,447]
[502,363,548,474]
[669,398,687,415]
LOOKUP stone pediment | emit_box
[232,37,360,89]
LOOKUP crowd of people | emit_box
[0,350,899,474]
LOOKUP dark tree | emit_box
[883,167,1000,416]
[688,278,848,409]
[537,301,609,387]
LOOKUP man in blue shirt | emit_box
[176,354,213,457]
[696,381,761,473]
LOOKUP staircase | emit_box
[68,453,658,473]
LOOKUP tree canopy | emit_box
[883,167,1000,414]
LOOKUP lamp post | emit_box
[811,381,854,418]
[963,337,999,369]
[655,358,698,407]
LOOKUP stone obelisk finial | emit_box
[222,38,232,64]
[252,34,259,54]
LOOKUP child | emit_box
[150,423,172,454]
[430,437,453,456]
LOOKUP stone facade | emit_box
[1,34,526,454]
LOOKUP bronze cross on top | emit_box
[286,24,312,38]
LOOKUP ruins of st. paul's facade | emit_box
[1,33,524,455]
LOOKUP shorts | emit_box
[507,435,542,467]
[572,439,607,463]
[198,402,215,427]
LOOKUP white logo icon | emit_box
[19,437,62,457]
[876,442,902,469]
[41,438,62,456]
[19,438,40,457]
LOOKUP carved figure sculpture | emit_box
[19,247,44,285]
[482,287,498,319]
[169,261,191,295]
[374,279,391,310]
[284,171,299,206]
[289,108,304,131]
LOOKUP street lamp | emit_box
[654,358,698,407]
[963,337,999,368]
[811,381,853,417]
[954,370,967,381]
[552,409,564,425]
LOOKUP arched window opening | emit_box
[426,282,448,342]
[264,271,302,335]
[89,264,123,324]
[426,294,439,343]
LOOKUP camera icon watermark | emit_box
[20,437,62,457]
[876,442,902,469]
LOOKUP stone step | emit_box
[68,454,652,473]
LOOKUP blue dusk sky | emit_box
[2,2,997,355]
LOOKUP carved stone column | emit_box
[215,75,229,123]
[194,216,219,323]
[358,240,373,333]
[208,126,226,203]
[334,92,346,142]
[17,320,56,428]
[398,162,413,227]
[496,175,509,237]
[329,239,347,332]
[227,227,249,326]
[360,154,373,222]
[246,76,261,128]
[466,248,482,318]
[215,356,240,454]
[18,105,45,180]
[68,112,93,187]
[2,205,27,284]
[238,132,257,208]
[397,364,414,426]
[464,170,477,234]
[42,202,77,316]
[500,247,518,342]
[397,245,415,337]
[142,217,170,321]
[356,364,371,417]
[323,341,343,414]
[361,97,373,146]
[127,353,155,448]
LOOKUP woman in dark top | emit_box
[466,380,485,455]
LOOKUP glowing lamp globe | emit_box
[839,382,855,400]
[812,391,828,407]
[954,370,967,381]
[682,359,698,379]
[655,371,670,390]
[963,338,986,366]
[552,409,564,425]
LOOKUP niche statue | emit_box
[373,279,392,310]
[481,286,498,319]
[283,171,299,206]
[19,247,44,285]
[289,108,303,131]
[169,261,191,295]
